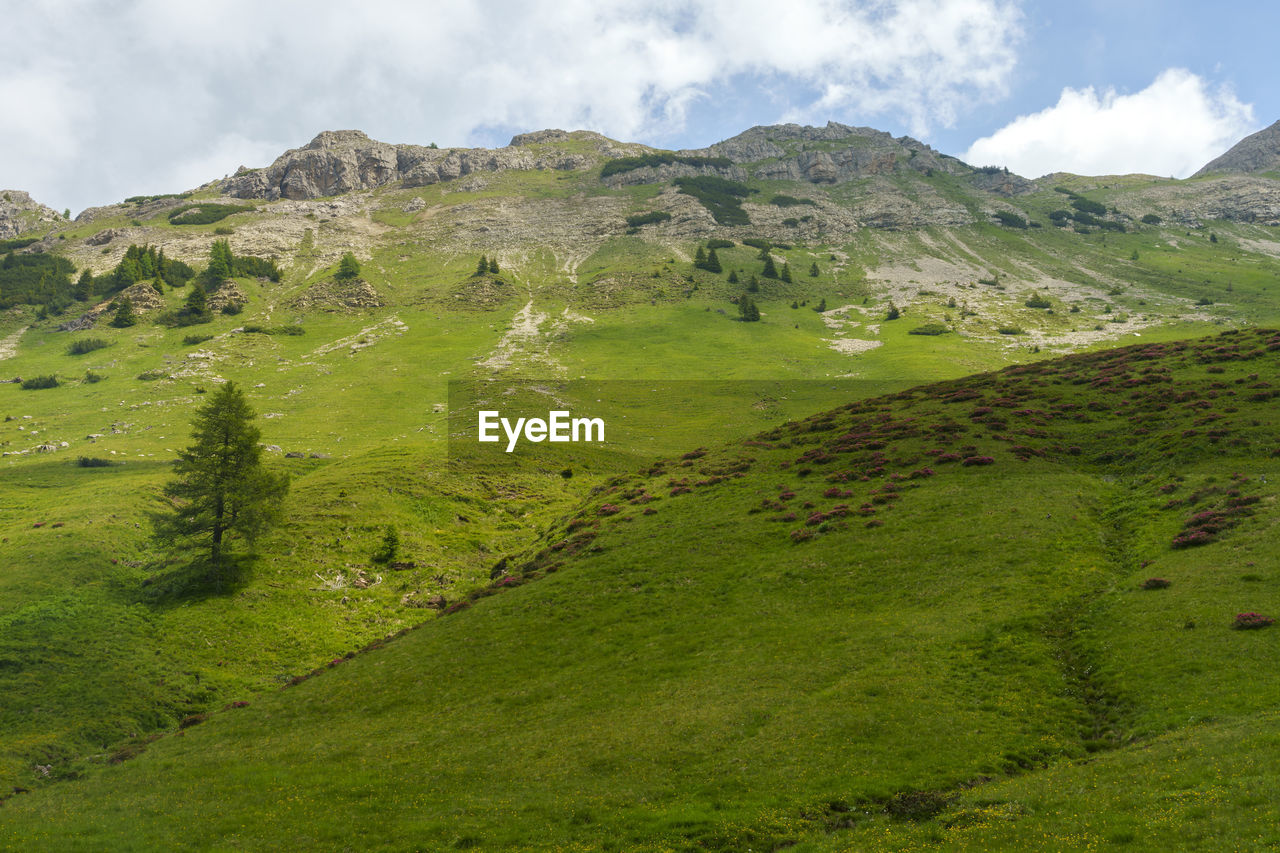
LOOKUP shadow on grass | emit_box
[134,554,253,608]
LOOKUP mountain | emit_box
[2,120,1280,849]
[1195,119,1280,176]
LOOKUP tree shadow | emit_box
[133,554,253,609]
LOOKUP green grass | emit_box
[5,140,1280,848]
[4,329,1280,849]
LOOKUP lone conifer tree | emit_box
[156,381,289,585]
[809,261,819,277]
[337,252,361,280]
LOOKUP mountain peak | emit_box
[1194,119,1280,176]
[303,129,376,150]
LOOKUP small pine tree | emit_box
[727,270,739,284]
[705,248,722,273]
[746,275,759,294]
[476,255,488,276]
[885,303,900,320]
[738,295,760,322]
[336,252,361,280]
[757,244,771,260]
[814,298,827,312]
[110,299,137,328]
[694,246,707,268]
[1210,233,1218,243]
[488,257,499,274]
[791,300,799,309]
[809,262,819,277]
[372,525,399,564]
[762,254,778,279]
[781,262,792,283]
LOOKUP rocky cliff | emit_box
[219,130,602,200]
[1195,120,1280,176]
[0,190,63,239]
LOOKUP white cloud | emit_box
[962,68,1256,178]
[0,0,1023,214]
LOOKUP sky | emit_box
[1,0,1276,215]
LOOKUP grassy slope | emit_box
[3,151,1279,822]
[3,329,1279,850]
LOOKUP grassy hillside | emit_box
[3,329,1279,850]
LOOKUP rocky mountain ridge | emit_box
[1195,120,1280,176]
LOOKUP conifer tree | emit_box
[488,257,499,274]
[762,254,778,279]
[476,255,489,276]
[110,299,137,328]
[156,381,289,585]
[336,252,361,280]
[809,261,819,277]
[738,294,760,322]
[781,262,792,283]
[705,248,722,273]
[74,270,94,301]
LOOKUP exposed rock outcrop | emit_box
[58,281,167,331]
[0,190,63,239]
[220,130,595,201]
[1195,120,1280,176]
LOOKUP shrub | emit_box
[168,203,253,225]
[67,337,109,355]
[1141,577,1171,590]
[994,210,1028,229]
[908,323,949,336]
[1233,612,1274,630]
[673,176,753,225]
[997,326,1024,335]
[1141,213,1162,225]
[1024,295,1051,309]
[625,211,671,228]
[770,194,817,207]
[961,456,995,466]
[706,238,734,249]
[83,370,105,383]
[1071,197,1107,216]
[136,368,168,381]
[599,152,732,178]
[885,304,900,321]
[183,333,214,346]
[21,375,59,390]
[77,456,114,468]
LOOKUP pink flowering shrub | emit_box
[1233,612,1274,630]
